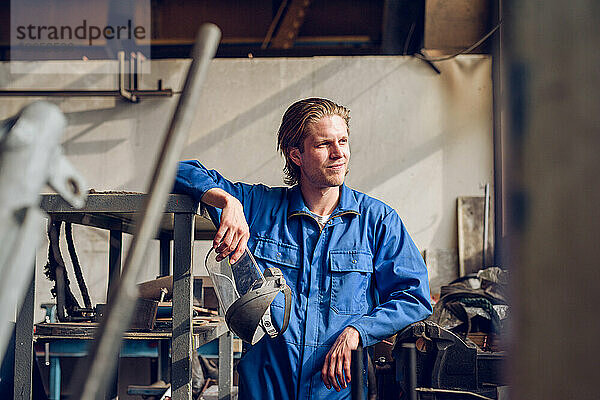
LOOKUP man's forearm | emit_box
[201,187,249,263]
[201,187,237,209]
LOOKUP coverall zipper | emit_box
[287,209,361,398]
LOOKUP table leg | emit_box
[159,237,171,383]
[107,230,122,399]
[160,237,171,277]
[14,273,34,400]
[107,230,122,300]
[218,331,233,400]
[48,353,61,400]
[172,213,194,400]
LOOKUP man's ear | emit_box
[289,147,302,167]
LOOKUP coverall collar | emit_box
[288,183,360,217]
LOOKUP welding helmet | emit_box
[205,248,291,344]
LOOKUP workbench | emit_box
[14,193,232,400]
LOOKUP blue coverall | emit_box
[174,160,432,400]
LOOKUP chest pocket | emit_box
[329,250,373,315]
[253,237,301,308]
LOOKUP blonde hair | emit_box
[277,98,350,186]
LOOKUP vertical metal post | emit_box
[159,238,171,277]
[218,331,233,400]
[491,0,505,266]
[172,213,194,400]
[47,305,61,400]
[49,354,61,400]
[505,1,600,399]
[14,272,35,400]
[158,238,171,383]
[483,182,490,267]
[107,230,122,300]
[351,346,364,400]
[402,343,417,400]
[107,230,122,399]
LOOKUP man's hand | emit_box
[201,188,249,264]
[321,326,361,391]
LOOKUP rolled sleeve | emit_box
[173,160,231,202]
[172,160,265,228]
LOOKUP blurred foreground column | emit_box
[505,2,600,399]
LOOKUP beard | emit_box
[301,163,348,188]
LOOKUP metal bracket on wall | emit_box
[0,51,173,103]
[415,50,441,75]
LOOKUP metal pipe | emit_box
[483,182,490,267]
[0,52,172,100]
[0,89,173,97]
[130,52,136,91]
[261,0,288,49]
[491,0,504,266]
[351,346,364,400]
[71,23,221,400]
[403,343,417,400]
[119,50,136,102]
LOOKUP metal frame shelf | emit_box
[14,193,232,400]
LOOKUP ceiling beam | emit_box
[270,0,312,49]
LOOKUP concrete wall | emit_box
[0,55,492,319]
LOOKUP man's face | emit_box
[290,115,350,189]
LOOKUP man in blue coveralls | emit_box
[174,98,432,399]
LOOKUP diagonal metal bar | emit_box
[261,0,288,49]
[71,23,221,400]
[270,0,312,49]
